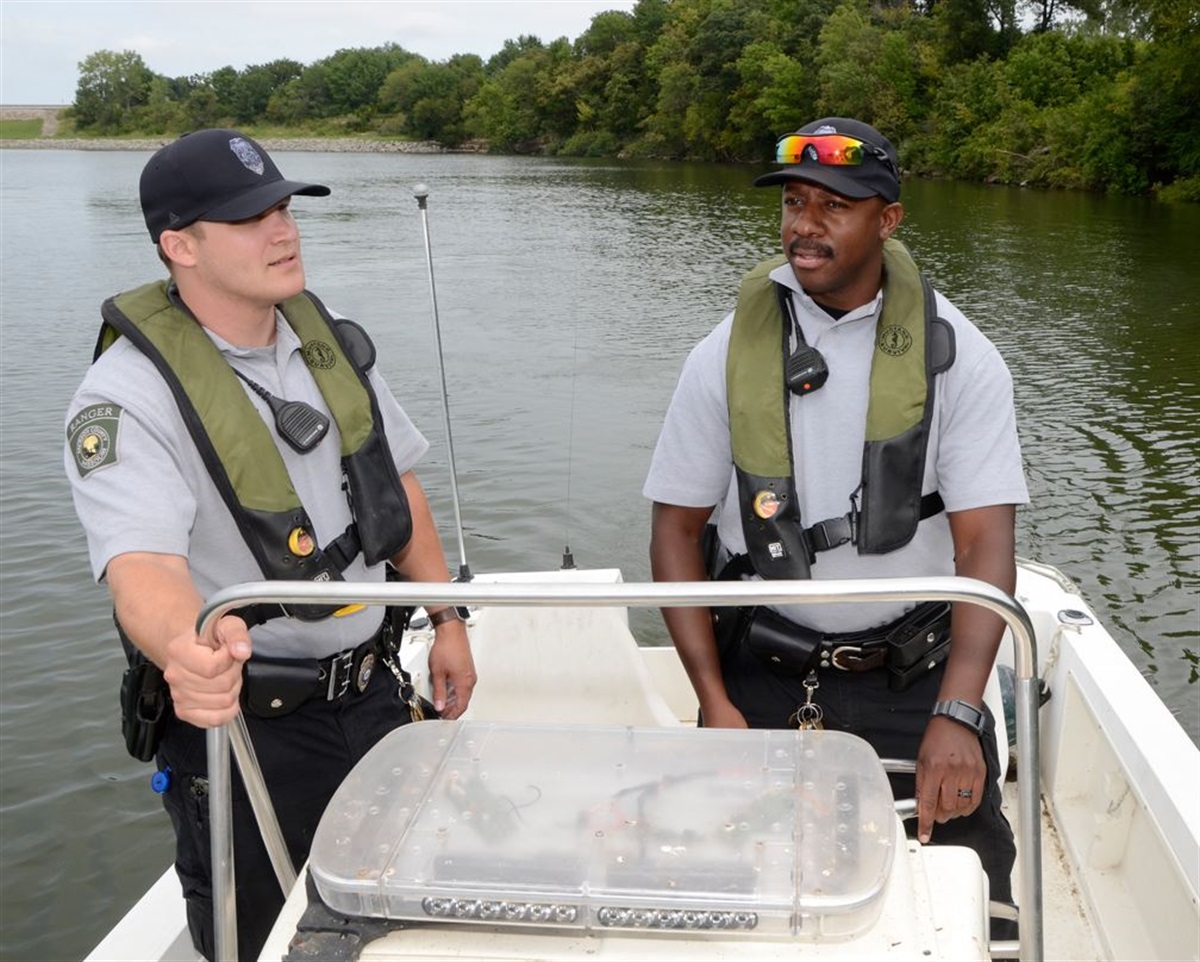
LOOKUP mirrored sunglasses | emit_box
[774,133,895,175]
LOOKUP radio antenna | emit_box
[412,184,471,582]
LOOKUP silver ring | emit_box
[957,789,973,799]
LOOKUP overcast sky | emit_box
[0,0,638,106]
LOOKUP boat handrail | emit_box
[198,575,1043,962]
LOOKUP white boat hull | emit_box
[85,562,1200,962]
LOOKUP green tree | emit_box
[73,50,154,131]
[486,35,546,74]
[1126,26,1200,193]
[466,55,544,149]
[1003,30,1128,97]
[320,45,414,118]
[66,3,1194,198]
[602,40,656,140]
[726,41,812,157]
[640,0,781,159]
[631,0,672,45]
[135,76,186,134]
[816,1,923,138]
[917,57,1008,176]
[183,85,222,130]
[467,39,575,150]
[641,60,697,157]
[267,65,330,122]
[232,59,303,124]
[575,9,638,55]
[208,66,239,119]
[557,8,658,152]
[379,55,482,143]
[934,0,1006,62]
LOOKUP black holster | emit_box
[704,525,755,665]
[117,628,173,762]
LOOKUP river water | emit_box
[1,148,1196,961]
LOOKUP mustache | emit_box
[789,238,833,258]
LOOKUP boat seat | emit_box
[459,604,681,727]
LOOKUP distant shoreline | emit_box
[0,137,466,153]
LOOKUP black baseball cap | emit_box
[753,118,900,203]
[140,128,330,243]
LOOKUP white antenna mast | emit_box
[412,184,471,582]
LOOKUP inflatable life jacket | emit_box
[727,239,954,580]
[96,281,412,620]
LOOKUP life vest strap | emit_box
[807,491,944,555]
[323,524,363,573]
[232,524,369,629]
[717,491,945,581]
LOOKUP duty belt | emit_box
[816,600,951,674]
[241,620,394,719]
[816,628,890,673]
[318,632,383,701]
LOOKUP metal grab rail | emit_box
[198,575,1042,962]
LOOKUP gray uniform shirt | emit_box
[65,311,428,659]
[643,262,1029,633]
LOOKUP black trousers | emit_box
[719,637,1017,910]
[155,663,414,962]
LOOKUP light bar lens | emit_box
[597,907,759,930]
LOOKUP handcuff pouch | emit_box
[885,601,952,691]
[242,657,319,718]
[744,606,823,678]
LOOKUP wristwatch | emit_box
[427,606,465,628]
[930,698,986,736]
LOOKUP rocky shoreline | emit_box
[0,137,469,153]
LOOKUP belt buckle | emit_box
[326,649,355,701]
[828,644,864,671]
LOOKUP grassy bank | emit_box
[0,119,44,138]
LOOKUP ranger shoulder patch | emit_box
[68,403,123,477]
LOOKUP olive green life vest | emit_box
[727,238,953,580]
[96,281,412,619]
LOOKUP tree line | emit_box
[70,0,1198,200]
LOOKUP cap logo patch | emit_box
[813,124,838,135]
[68,403,123,477]
[229,137,265,176]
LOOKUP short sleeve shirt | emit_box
[65,309,428,659]
[643,263,1029,632]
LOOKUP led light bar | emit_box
[310,721,896,941]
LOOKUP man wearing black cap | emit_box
[644,118,1027,933]
[64,129,476,959]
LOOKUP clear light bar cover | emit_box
[309,721,896,940]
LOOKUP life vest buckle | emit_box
[807,516,854,553]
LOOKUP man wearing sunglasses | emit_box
[645,117,1026,935]
[64,129,476,960]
